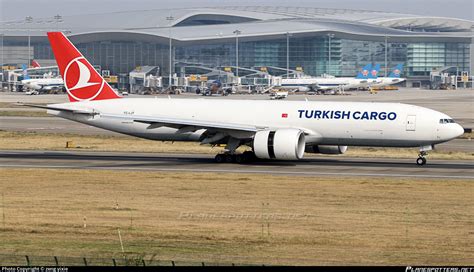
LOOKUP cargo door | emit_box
[406,115,416,131]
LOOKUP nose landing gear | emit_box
[416,145,433,166]
[416,151,428,166]
[416,156,427,166]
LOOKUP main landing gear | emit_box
[416,151,428,166]
[214,137,257,163]
[214,151,256,163]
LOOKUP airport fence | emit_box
[0,254,260,266]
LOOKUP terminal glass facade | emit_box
[176,37,470,77]
[407,43,470,76]
[5,37,471,79]
[176,36,344,76]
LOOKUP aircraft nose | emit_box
[454,124,465,138]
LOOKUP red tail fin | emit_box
[47,32,121,102]
[31,60,41,68]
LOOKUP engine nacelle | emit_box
[253,129,305,160]
[305,145,348,155]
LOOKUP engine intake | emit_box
[306,145,348,154]
[253,129,305,160]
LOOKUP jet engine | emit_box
[305,145,348,154]
[253,129,305,160]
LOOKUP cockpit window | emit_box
[439,119,455,124]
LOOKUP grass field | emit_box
[0,102,51,117]
[0,110,51,117]
[1,130,473,160]
[0,168,472,265]
[0,102,39,108]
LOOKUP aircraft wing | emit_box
[104,113,322,143]
[20,104,320,140]
[102,113,259,132]
[21,103,256,132]
[103,113,322,140]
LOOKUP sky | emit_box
[1,0,473,21]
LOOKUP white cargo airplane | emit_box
[25,32,464,166]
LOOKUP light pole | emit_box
[233,29,241,79]
[53,15,63,75]
[286,32,292,78]
[384,36,389,77]
[470,27,474,77]
[25,16,33,67]
[166,15,174,88]
[0,33,3,72]
[327,33,335,75]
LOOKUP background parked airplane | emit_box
[371,64,406,88]
[21,62,64,92]
[280,63,380,92]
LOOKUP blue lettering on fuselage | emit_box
[297,110,397,121]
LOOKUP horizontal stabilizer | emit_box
[18,103,95,115]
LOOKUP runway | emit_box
[1,150,473,179]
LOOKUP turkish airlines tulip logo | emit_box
[64,57,104,101]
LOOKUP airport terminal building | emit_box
[1,6,473,87]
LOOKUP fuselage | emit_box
[22,78,64,90]
[48,98,464,148]
[371,77,406,88]
[280,77,380,91]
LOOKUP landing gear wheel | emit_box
[416,157,427,166]
[242,151,256,162]
[224,154,235,163]
[235,154,245,164]
[416,150,428,166]
[215,154,225,163]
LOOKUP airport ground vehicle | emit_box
[25,32,464,166]
[269,91,288,100]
